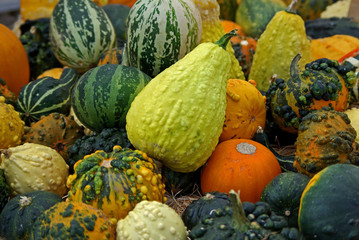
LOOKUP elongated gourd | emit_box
[249,1,312,92]
[126,32,234,173]
[193,0,245,80]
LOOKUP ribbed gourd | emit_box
[193,0,245,80]
[0,96,25,149]
[126,32,234,173]
[66,145,166,220]
[249,1,312,92]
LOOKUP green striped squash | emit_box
[16,68,79,124]
[126,0,202,78]
[50,0,116,73]
[71,64,151,132]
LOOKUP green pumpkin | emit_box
[0,191,62,240]
[299,163,359,240]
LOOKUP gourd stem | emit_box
[290,53,301,77]
[286,0,298,14]
[229,189,250,232]
[30,26,45,43]
[215,30,238,50]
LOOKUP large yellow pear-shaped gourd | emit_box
[126,32,234,173]
[249,1,312,92]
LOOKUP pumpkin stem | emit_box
[215,30,238,50]
[290,54,301,78]
[229,190,250,232]
[236,142,256,155]
[19,196,33,208]
[286,0,298,14]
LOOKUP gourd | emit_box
[266,56,357,133]
[0,143,69,196]
[71,64,151,132]
[107,0,137,7]
[298,164,359,240]
[0,169,10,214]
[50,0,116,73]
[16,68,79,125]
[235,0,286,39]
[116,200,188,240]
[345,108,359,143]
[29,201,116,240]
[193,0,245,80]
[219,79,266,142]
[97,47,123,66]
[293,108,359,177]
[311,35,359,61]
[102,4,130,41]
[0,96,25,149]
[66,145,166,220]
[126,0,201,78]
[126,31,234,173]
[36,67,64,79]
[260,172,310,227]
[248,1,312,92]
[200,138,281,203]
[0,190,62,240]
[23,113,84,160]
[0,78,17,106]
[0,23,30,96]
[217,0,238,21]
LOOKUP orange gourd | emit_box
[200,138,281,203]
[0,24,30,96]
[219,79,266,142]
[36,67,65,79]
[108,0,137,7]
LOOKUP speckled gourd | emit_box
[249,1,312,92]
[192,0,245,80]
[0,143,69,196]
[294,108,359,177]
[116,200,188,240]
[126,32,234,173]
[0,96,25,149]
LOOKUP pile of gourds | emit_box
[0,0,359,239]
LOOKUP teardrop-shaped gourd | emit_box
[249,1,313,92]
[126,32,234,173]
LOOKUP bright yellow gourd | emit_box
[126,32,234,173]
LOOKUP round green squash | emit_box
[71,64,151,132]
[0,190,62,240]
[299,163,359,240]
[260,172,310,228]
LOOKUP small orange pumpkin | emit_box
[200,138,281,203]
[0,24,30,96]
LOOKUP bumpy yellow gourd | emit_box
[126,32,234,173]
[193,0,245,80]
[0,96,25,149]
[0,143,69,196]
[248,2,313,92]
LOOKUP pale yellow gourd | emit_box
[345,108,359,143]
[126,32,234,173]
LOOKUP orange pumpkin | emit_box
[219,79,266,142]
[220,20,245,41]
[0,24,30,96]
[108,0,137,7]
[200,138,281,203]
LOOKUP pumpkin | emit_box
[50,0,116,73]
[116,200,188,239]
[97,47,124,66]
[219,79,266,142]
[30,201,116,239]
[266,56,357,133]
[311,35,359,61]
[298,164,359,240]
[293,108,359,177]
[66,145,166,220]
[36,67,64,79]
[0,190,62,240]
[71,64,151,132]
[126,0,202,77]
[0,24,30,96]
[260,172,310,227]
[0,96,25,149]
[193,0,245,80]
[0,143,69,196]
[200,138,281,203]
[16,68,79,125]
[0,169,10,214]
[248,1,312,92]
[0,78,17,106]
[23,113,84,160]
[126,32,234,173]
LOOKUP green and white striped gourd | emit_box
[16,68,79,124]
[50,0,116,73]
[126,0,202,78]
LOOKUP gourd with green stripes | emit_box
[50,0,116,73]
[16,68,79,124]
[125,0,202,78]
